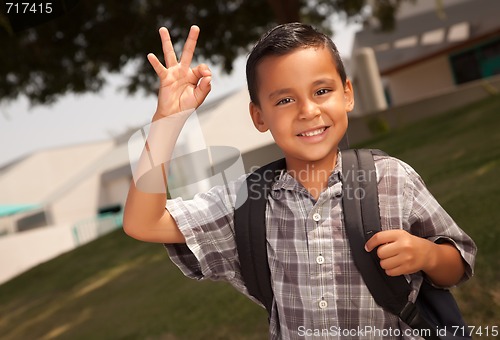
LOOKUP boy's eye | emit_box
[276,97,293,106]
[315,88,331,96]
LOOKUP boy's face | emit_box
[250,46,354,167]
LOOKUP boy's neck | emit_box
[285,151,338,201]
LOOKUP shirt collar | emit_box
[271,150,342,194]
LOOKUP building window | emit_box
[482,39,500,76]
[450,38,500,84]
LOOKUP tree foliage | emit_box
[0,0,411,106]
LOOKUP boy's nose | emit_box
[298,100,321,120]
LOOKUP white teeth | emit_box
[299,127,326,137]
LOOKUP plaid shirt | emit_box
[165,153,476,339]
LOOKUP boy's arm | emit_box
[124,180,184,243]
[364,230,465,287]
[123,26,211,243]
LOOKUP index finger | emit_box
[180,25,200,67]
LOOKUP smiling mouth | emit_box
[297,127,328,137]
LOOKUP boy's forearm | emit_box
[422,241,465,287]
[123,114,190,243]
[130,111,191,191]
[122,111,201,243]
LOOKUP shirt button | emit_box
[316,255,325,264]
[319,300,328,309]
[312,213,321,222]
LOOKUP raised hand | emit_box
[147,25,212,119]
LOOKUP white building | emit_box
[352,0,500,112]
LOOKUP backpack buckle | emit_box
[399,301,418,325]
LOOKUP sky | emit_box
[0,19,361,168]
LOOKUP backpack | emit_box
[234,148,470,340]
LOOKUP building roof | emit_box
[354,0,500,74]
[0,140,115,205]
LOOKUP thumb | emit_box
[364,230,389,252]
[365,229,404,252]
[191,64,212,107]
[194,75,211,106]
[365,238,376,253]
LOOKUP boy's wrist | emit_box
[152,108,194,122]
[152,110,169,122]
[421,239,439,275]
[151,110,166,122]
[421,241,464,287]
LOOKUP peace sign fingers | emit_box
[156,25,200,69]
[147,25,211,116]
[148,26,199,79]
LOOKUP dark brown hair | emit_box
[246,22,347,105]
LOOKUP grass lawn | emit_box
[1,95,499,339]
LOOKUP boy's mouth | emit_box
[297,126,329,137]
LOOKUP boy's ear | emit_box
[249,102,269,132]
[344,79,355,112]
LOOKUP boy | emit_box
[123,23,476,339]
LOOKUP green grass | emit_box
[0,231,269,339]
[1,95,499,339]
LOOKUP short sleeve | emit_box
[402,162,477,285]
[164,178,243,283]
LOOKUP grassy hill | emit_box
[1,95,499,339]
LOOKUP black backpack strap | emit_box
[234,158,286,318]
[341,149,439,339]
[342,149,411,313]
